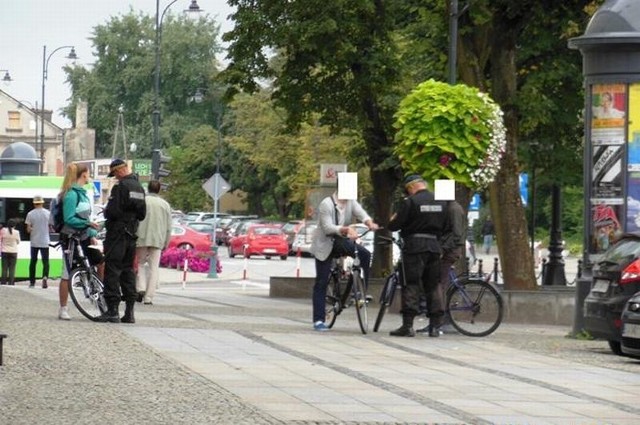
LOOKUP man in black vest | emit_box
[100,159,146,323]
[388,175,449,337]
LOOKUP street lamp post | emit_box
[40,45,77,175]
[0,69,12,82]
[152,0,201,179]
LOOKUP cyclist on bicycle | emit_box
[310,184,379,332]
[387,175,449,337]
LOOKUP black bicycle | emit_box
[325,233,369,334]
[55,232,108,321]
[374,235,504,337]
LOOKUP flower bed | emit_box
[160,247,222,273]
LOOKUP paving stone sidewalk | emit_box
[0,286,281,425]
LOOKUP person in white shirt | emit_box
[1,219,20,286]
[25,195,51,288]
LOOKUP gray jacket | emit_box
[310,194,372,261]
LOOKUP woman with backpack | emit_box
[1,219,20,286]
[55,163,101,320]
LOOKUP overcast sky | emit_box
[0,0,235,128]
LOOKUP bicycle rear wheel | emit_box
[352,273,368,334]
[374,273,398,332]
[446,278,503,337]
[325,273,340,328]
[68,268,108,322]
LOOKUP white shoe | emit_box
[58,306,71,320]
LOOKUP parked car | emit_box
[584,233,640,355]
[351,224,400,264]
[621,291,640,358]
[228,224,288,259]
[181,211,230,223]
[291,222,317,256]
[282,220,304,253]
[167,225,213,252]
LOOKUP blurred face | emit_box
[78,171,89,185]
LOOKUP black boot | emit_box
[97,303,120,323]
[121,300,135,324]
[390,315,416,337]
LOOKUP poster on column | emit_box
[591,200,623,254]
[592,144,623,198]
[591,84,626,146]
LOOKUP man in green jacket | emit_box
[136,180,172,305]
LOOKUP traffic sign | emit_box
[202,173,230,200]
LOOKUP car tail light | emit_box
[621,259,640,285]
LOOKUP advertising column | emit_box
[590,84,625,254]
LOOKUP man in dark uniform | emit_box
[417,198,465,334]
[99,159,146,323]
[387,175,449,337]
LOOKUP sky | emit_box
[0,0,235,128]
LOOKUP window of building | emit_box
[7,111,21,131]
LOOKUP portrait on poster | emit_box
[592,84,626,128]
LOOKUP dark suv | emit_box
[584,233,640,355]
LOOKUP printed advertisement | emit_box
[627,172,640,232]
[591,84,627,152]
[591,200,623,253]
[628,83,640,171]
[592,144,623,199]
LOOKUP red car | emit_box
[228,224,288,260]
[167,225,213,251]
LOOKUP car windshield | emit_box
[600,237,640,264]
[183,213,200,222]
[254,227,283,236]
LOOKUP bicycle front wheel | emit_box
[374,273,398,332]
[446,279,503,337]
[68,268,108,322]
[352,273,368,334]
[325,273,340,329]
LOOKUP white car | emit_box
[291,223,317,256]
[351,224,400,264]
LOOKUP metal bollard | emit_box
[207,245,218,278]
[477,259,483,276]
[493,257,499,284]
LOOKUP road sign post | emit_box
[202,173,230,278]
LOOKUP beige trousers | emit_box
[136,247,162,302]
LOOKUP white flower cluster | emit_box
[469,94,507,189]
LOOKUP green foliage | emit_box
[64,10,221,157]
[394,80,505,189]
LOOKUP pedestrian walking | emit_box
[100,159,146,324]
[136,180,172,305]
[482,216,495,254]
[0,219,20,286]
[25,195,51,288]
[387,175,449,337]
[56,163,101,320]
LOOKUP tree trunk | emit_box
[488,18,536,290]
[369,166,396,277]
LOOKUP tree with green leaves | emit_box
[166,90,363,216]
[64,9,222,157]
[223,0,600,287]
[224,1,409,274]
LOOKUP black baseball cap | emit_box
[107,158,126,177]
[403,174,425,187]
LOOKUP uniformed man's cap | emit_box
[107,158,126,177]
[403,174,425,187]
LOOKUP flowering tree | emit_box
[394,79,506,190]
